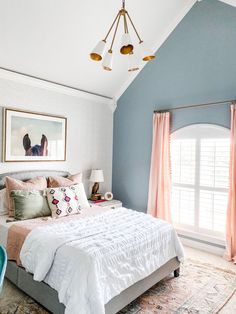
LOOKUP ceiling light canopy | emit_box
[90,0,155,72]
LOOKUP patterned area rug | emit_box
[0,260,236,314]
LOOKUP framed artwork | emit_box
[3,108,67,162]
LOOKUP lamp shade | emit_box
[128,52,139,72]
[90,40,106,61]
[89,169,104,183]
[102,50,113,71]
[120,33,133,55]
[139,41,155,61]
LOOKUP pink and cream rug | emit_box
[0,260,236,314]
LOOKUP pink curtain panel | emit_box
[147,112,172,222]
[225,104,236,263]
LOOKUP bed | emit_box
[0,170,183,314]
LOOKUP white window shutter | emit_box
[171,124,230,239]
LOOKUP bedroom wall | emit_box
[0,76,114,195]
[112,0,236,211]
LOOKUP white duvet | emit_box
[20,207,184,314]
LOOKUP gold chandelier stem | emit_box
[104,11,120,42]
[124,12,129,34]
[126,11,143,43]
[109,12,121,51]
[123,13,126,33]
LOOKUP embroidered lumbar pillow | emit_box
[46,185,82,218]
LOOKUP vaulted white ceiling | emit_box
[219,0,236,7]
[0,0,235,100]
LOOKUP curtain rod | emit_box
[154,99,236,113]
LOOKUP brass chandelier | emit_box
[90,0,155,72]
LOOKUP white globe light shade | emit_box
[90,40,106,61]
[139,41,155,61]
[128,52,139,72]
[102,50,113,71]
[120,33,134,55]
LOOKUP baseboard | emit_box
[179,235,225,256]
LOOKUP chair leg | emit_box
[174,267,180,277]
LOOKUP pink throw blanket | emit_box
[7,206,108,265]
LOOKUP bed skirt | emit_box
[6,257,180,314]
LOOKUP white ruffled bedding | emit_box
[20,207,184,314]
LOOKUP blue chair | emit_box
[0,246,7,293]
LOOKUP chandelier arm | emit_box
[126,11,143,43]
[109,12,121,51]
[104,11,120,42]
[123,13,127,33]
[124,12,129,34]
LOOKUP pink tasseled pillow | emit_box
[5,176,48,217]
[47,173,83,188]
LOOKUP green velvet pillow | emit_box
[11,190,51,220]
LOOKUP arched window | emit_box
[171,124,230,240]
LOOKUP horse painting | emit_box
[23,134,48,156]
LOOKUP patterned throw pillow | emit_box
[46,186,82,218]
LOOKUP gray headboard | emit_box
[0,170,70,190]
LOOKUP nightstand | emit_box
[89,199,122,210]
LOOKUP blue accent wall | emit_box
[112,0,236,212]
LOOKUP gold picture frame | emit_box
[3,108,67,162]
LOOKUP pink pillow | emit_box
[48,173,83,188]
[5,176,47,217]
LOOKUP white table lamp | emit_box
[89,169,104,199]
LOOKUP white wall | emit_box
[0,77,114,195]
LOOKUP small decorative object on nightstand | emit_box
[104,192,113,201]
[89,169,104,201]
[90,199,122,210]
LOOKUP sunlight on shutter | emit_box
[171,186,195,226]
[199,190,228,233]
[199,138,230,233]
[171,139,196,185]
[200,139,230,188]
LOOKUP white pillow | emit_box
[0,188,8,216]
[73,183,90,209]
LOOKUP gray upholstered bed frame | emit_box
[2,170,180,314]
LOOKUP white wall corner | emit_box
[0,67,113,106]
[109,100,117,113]
[114,0,197,100]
